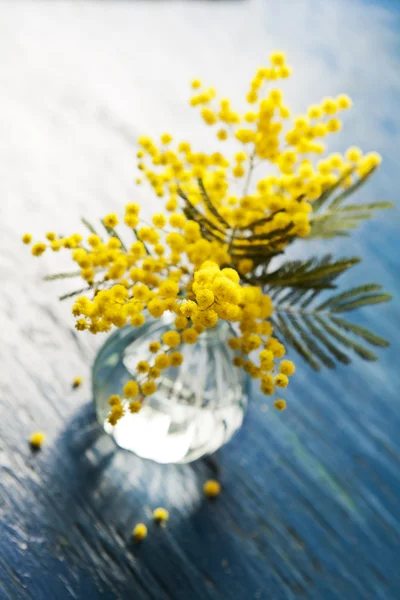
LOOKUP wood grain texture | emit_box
[1,1,400,598]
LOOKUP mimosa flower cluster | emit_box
[23,52,382,425]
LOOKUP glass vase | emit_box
[92,314,249,464]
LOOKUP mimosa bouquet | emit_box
[24,51,391,426]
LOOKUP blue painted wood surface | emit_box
[1,1,400,598]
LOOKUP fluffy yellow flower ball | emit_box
[153,507,169,523]
[123,380,139,398]
[133,523,147,541]
[103,213,119,228]
[162,330,181,348]
[274,399,287,411]
[29,431,45,449]
[279,360,295,376]
[203,479,221,498]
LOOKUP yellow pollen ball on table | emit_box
[22,233,32,244]
[203,479,221,498]
[29,431,45,449]
[153,507,169,523]
[72,376,82,389]
[133,523,147,541]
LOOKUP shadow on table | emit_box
[34,401,262,599]
[34,403,238,598]
[33,392,372,599]
[46,399,217,514]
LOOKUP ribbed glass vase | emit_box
[92,314,248,464]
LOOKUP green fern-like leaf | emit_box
[308,168,392,240]
[44,271,82,281]
[316,284,383,310]
[178,183,297,264]
[100,220,128,251]
[253,255,360,292]
[198,179,230,228]
[270,278,391,370]
[81,217,99,236]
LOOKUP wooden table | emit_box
[1,2,400,598]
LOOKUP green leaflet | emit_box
[330,293,392,313]
[316,284,383,310]
[330,317,390,347]
[100,220,128,252]
[59,287,92,301]
[198,179,230,228]
[316,317,378,362]
[285,312,336,369]
[257,256,360,289]
[81,217,99,236]
[272,313,321,371]
[270,270,390,369]
[308,168,391,240]
[44,271,82,281]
